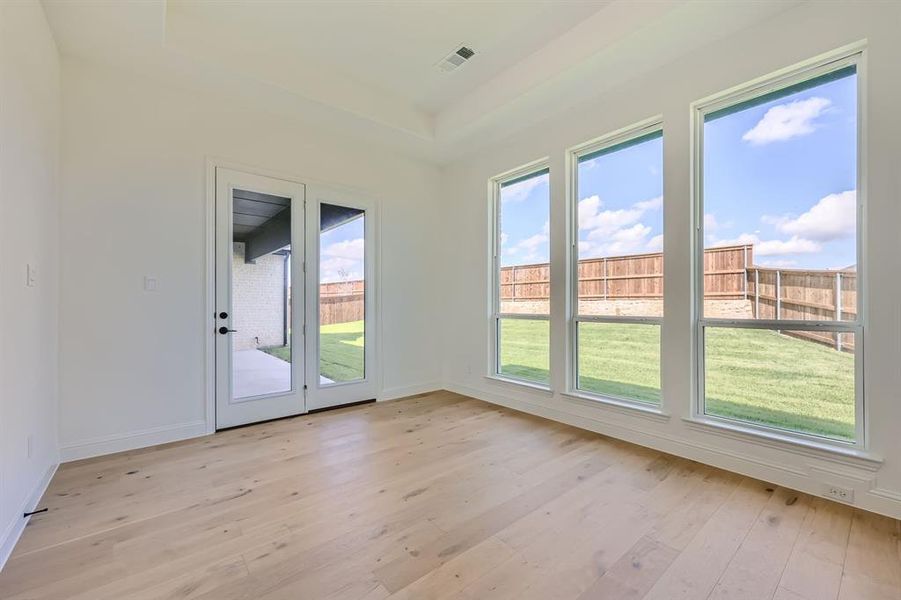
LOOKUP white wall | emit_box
[0,0,61,566]
[440,1,901,518]
[58,58,443,459]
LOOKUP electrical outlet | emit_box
[26,263,37,287]
[26,434,34,459]
[823,483,854,504]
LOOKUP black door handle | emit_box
[218,327,237,334]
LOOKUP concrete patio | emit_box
[233,349,332,399]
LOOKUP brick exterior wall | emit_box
[232,242,287,351]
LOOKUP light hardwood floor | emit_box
[1,391,899,599]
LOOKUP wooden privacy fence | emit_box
[501,243,857,352]
[748,266,857,351]
[501,245,755,302]
[319,280,364,325]
[317,245,858,348]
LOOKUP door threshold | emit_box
[215,410,307,432]
[216,398,376,431]
[309,398,376,414]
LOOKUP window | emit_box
[570,122,664,405]
[492,165,551,386]
[696,54,861,443]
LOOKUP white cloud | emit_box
[764,190,856,242]
[634,196,663,211]
[500,175,547,203]
[757,258,798,268]
[320,237,364,282]
[507,221,549,263]
[518,231,548,253]
[711,232,821,256]
[711,232,759,247]
[579,195,660,239]
[609,223,651,248]
[577,194,662,259]
[585,207,646,240]
[756,236,821,255]
[320,257,362,283]
[578,195,602,225]
[704,213,720,231]
[581,224,654,258]
[742,97,831,145]
[322,237,364,260]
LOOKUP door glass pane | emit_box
[231,189,292,400]
[577,322,661,404]
[320,204,365,384]
[498,318,549,385]
[704,327,856,441]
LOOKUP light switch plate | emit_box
[144,276,158,292]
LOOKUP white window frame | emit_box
[489,160,552,390]
[565,118,665,411]
[691,46,866,448]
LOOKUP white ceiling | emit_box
[41,0,800,163]
[167,0,608,116]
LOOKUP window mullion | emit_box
[699,318,859,332]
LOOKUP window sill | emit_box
[485,375,553,395]
[561,391,671,423]
[682,416,882,471]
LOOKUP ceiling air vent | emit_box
[436,45,476,73]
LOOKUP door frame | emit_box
[305,188,380,411]
[204,158,381,433]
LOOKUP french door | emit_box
[214,167,378,427]
[215,168,306,428]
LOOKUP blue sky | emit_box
[499,172,550,266]
[499,70,857,271]
[577,135,663,261]
[499,138,663,267]
[320,215,364,283]
[704,72,857,269]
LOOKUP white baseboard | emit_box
[445,382,901,520]
[59,387,441,463]
[60,420,209,462]
[0,462,58,572]
[378,382,442,402]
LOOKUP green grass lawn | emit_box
[499,319,855,441]
[262,320,365,382]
